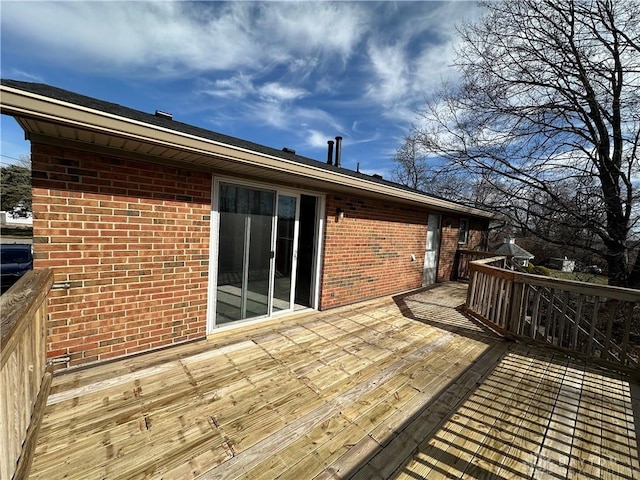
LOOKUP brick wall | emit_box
[31,143,211,367]
[320,197,489,309]
[320,194,428,309]
[438,215,488,281]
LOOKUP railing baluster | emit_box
[501,279,512,330]
[464,254,638,374]
[487,274,495,320]
[620,302,634,366]
[494,278,503,326]
[558,291,569,347]
[571,294,584,350]
[603,300,615,362]
[546,288,556,344]
[517,283,528,336]
[587,297,600,356]
[480,272,489,318]
[531,288,542,340]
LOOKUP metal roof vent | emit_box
[155,110,173,120]
[282,147,296,154]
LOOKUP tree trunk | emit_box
[628,248,640,289]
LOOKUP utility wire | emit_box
[0,153,29,165]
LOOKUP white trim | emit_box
[1,84,496,220]
[312,195,326,311]
[206,175,220,333]
[274,191,301,314]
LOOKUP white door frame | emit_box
[272,191,301,314]
[207,176,325,333]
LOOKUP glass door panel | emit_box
[216,183,274,324]
[273,195,298,313]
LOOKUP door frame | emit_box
[207,176,325,333]
[273,190,302,314]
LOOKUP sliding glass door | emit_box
[213,181,317,328]
[273,194,299,313]
[216,184,275,324]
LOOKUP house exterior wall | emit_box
[30,142,488,367]
[31,143,211,367]
[437,215,488,281]
[320,195,483,309]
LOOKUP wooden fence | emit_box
[1,269,53,480]
[465,256,640,375]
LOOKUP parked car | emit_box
[584,265,603,274]
[1,243,33,294]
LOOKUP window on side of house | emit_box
[458,218,469,244]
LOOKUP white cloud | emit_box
[3,69,44,82]
[1,2,258,74]
[201,74,255,98]
[257,3,368,61]
[366,42,410,105]
[363,2,483,120]
[259,83,307,102]
[0,2,368,77]
[358,167,393,179]
[306,130,331,149]
[248,103,342,133]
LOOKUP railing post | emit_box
[0,269,53,480]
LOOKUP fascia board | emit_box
[0,85,497,219]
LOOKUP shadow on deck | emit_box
[28,283,639,479]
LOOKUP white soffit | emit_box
[0,84,496,219]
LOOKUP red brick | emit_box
[32,143,211,367]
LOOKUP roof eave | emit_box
[0,84,497,220]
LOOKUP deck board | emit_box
[26,283,640,479]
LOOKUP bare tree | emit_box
[392,134,495,207]
[18,154,31,170]
[403,0,640,287]
[392,136,429,191]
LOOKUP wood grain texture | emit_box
[0,269,53,480]
[22,283,640,480]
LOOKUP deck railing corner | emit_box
[464,257,639,376]
[0,269,54,480]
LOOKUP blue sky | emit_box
[1,1,482,177]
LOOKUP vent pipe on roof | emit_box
[327,140,334,165]
[335,136,342,168]
[155,110,173,120]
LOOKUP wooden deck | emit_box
[28,283,640,479]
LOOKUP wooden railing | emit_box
[464,257,640,375]
[1,269,53,480]
[453,249,510,281]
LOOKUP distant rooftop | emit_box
[494,237,534,259]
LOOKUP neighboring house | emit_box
[549,257,576,273]
[0,79,496,368]
[494,237,535,267]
